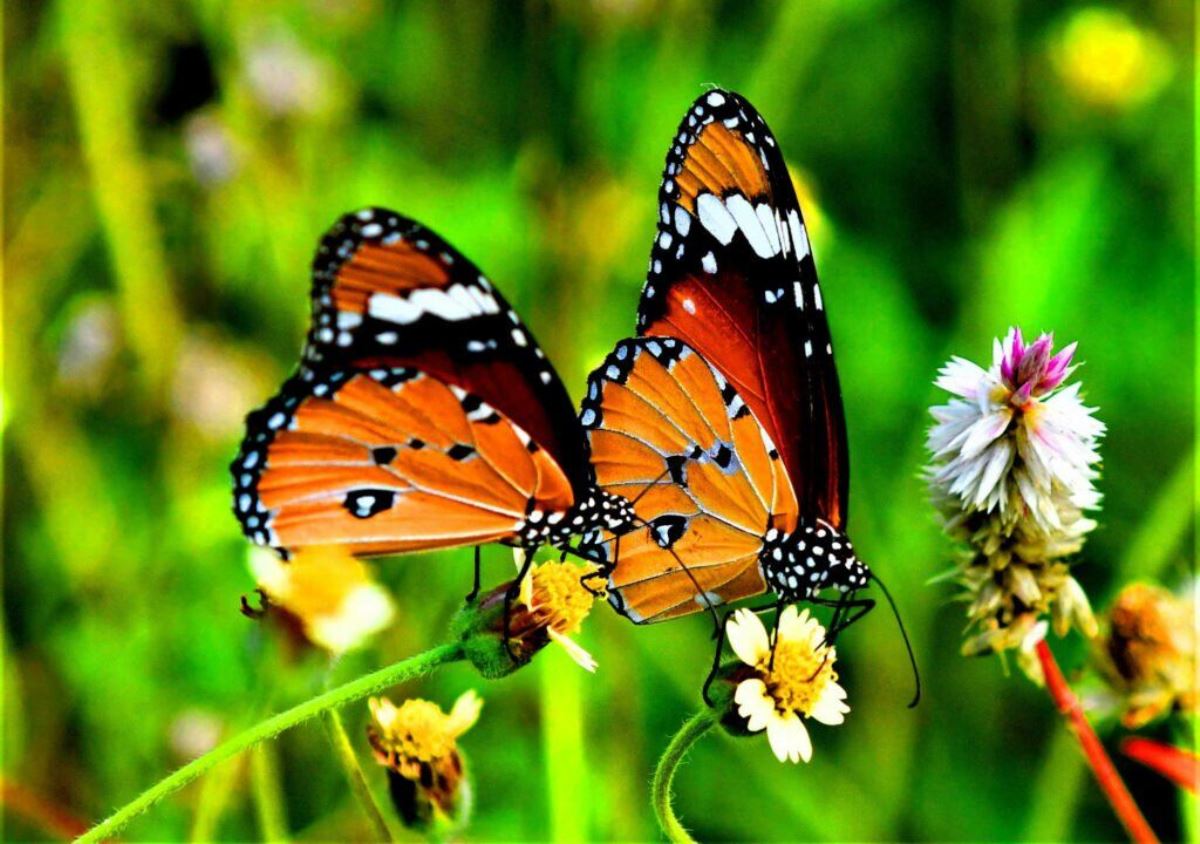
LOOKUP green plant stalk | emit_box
[250,744,289,842]
[324,706,395,842]
[1117,445,1195,582]
[77,642,463,843]
[540,645,588,842]
[57,0,183,398]
[651,709,718,844]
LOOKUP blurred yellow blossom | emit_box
[1051,8,1172,110]
[248,546,394,654]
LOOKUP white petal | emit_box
[960,409,1012,458]
[766,711,812,763]
[548,628,598,672]
[809,682,851,725]
[734,679,773,732]
[447,690,484,736]
[726,608,770,666]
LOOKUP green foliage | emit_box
[4,0,1192,841]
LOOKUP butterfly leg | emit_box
[767,598,786,672]
[240,588,270,619]
[702,609,735,707]
[502,546,537,663]
[579,531,617,598]
[464,546,483,604]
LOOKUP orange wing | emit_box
[579,338,798,623]
[637,90,850,529]
[233,366,573,556]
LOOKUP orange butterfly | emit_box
[232,210,634,586]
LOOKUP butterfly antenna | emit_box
[630,467,671,507]
[870,571,921,708]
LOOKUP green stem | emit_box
[324,706,395,842]
[77,642,463,843]
[250,744,289,842]
[652,709,718,844]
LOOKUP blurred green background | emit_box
[4,1,1195,841]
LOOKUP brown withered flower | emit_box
[367,691,482,830]
[1098,582,1196,728]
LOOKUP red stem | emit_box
[1121,738,1199,794]
[1036,639,1158,843]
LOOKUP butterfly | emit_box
[578,90,877,630]
[231,209,634,583]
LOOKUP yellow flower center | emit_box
[760,639,836,716]
[376,699,457,762]
[530,561,596,636]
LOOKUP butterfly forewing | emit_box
[637,90,849,528]
[306,209,591,498]
[580,338,798,623]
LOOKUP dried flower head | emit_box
[455,550,600,677]
[927,328,1103,657]
[722,606,849,763]
[368,691,481,828]
[248,546,394,654]
[1098,582,1196,728]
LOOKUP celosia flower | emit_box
[927,328,1103,657]
[455,551,600,677]
[248,545,394,654]
[725,606,849,763]
[1098,582,1196,728]
[367,691,482,829]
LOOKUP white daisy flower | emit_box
[726,606,849,763]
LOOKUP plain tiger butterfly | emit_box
[578,90,917,701]
[231,210,635,591]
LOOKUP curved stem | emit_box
[77,642,464,843]
[652,709,718,844]
[324,706,395,841]
[1036,640,1158,843]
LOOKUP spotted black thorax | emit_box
[760,520,870,602]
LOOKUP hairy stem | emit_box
[77,642,463,843]
[324,706,396,841]
[1036,640,1158,843]
[652,709,718,844]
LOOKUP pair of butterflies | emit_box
[232,89,873,632]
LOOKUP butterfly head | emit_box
[761,520,871,602]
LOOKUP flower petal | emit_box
[548,628,598,672]
[447,689,483,736]
[734,679,773,733]
[726,609,770,666]
[809,682,851,725]
[766,711,812,763]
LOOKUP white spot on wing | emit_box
[701,251,717,274]
[696,193,737,245]
[726,194,775,258]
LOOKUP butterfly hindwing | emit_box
[637,90,849,528]
[580,338,798,622]
[232,365,574,556]
[306,209,591,498]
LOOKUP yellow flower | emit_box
[367,691,482,826]
[726,606,849,763]
[1051,8,1172,110]
[248,545,394,654]
[514,549,598,671]
[1099,582,1196,728]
